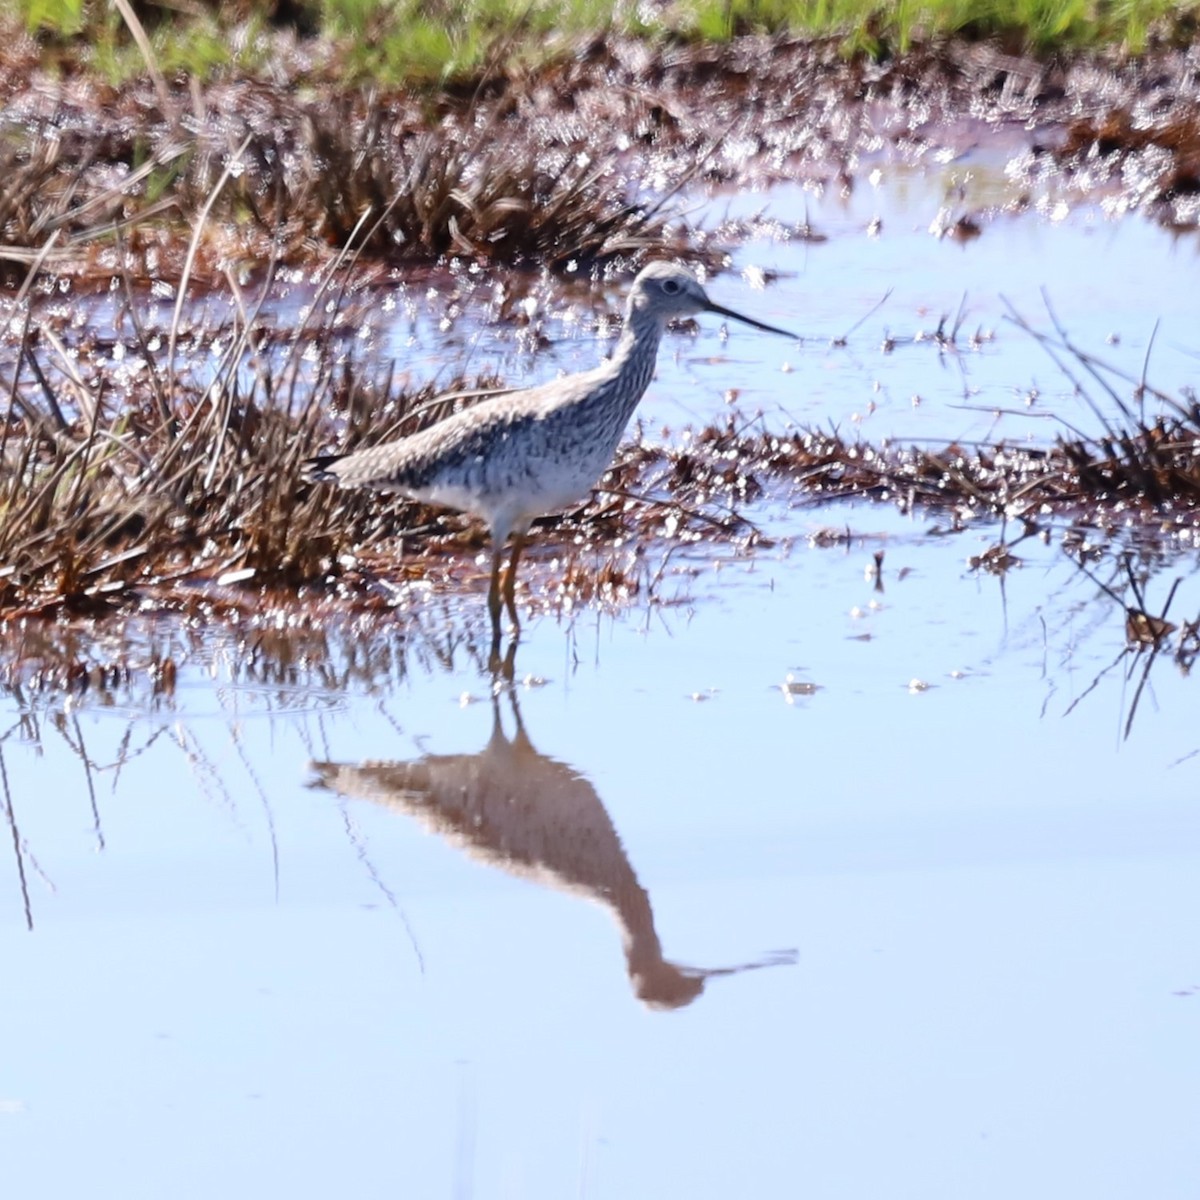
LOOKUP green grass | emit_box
[686,0,1200,54]
[6,0,1200,85]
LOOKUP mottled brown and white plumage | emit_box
[305,261,795,642]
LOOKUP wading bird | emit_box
[305,261,795,649]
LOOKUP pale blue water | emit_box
[4,511,1198,1198]
[3,166,1200,1199]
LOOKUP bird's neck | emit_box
[603,307,664,413]
[613,300,664,359]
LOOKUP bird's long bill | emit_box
[705,300,797,340]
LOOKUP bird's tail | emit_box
[302,454,343,484]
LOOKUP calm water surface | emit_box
[3,168,1199,1199]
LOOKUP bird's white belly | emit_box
[416,469,591,526]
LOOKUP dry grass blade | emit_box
[167,135,253,403]
[1004,297,1200,509]
[110,0,175,123]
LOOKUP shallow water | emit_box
[4,164,1200,1198]
[5,511,1199,1197]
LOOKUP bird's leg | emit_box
[489,635,517,684]
[487,542,505,658]
[502,529,528,631]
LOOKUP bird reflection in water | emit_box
[310,667,794,1010]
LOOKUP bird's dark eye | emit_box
[661,279,681,295]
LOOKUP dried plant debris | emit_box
[6,36,1200,282]
[672,415,1200,529]
[1054,108,1200,226]
[0,77,704,282]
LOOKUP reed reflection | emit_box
[310,673,792,1009]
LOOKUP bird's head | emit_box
[628,261,795,339]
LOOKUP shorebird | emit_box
[305,261,795,643]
